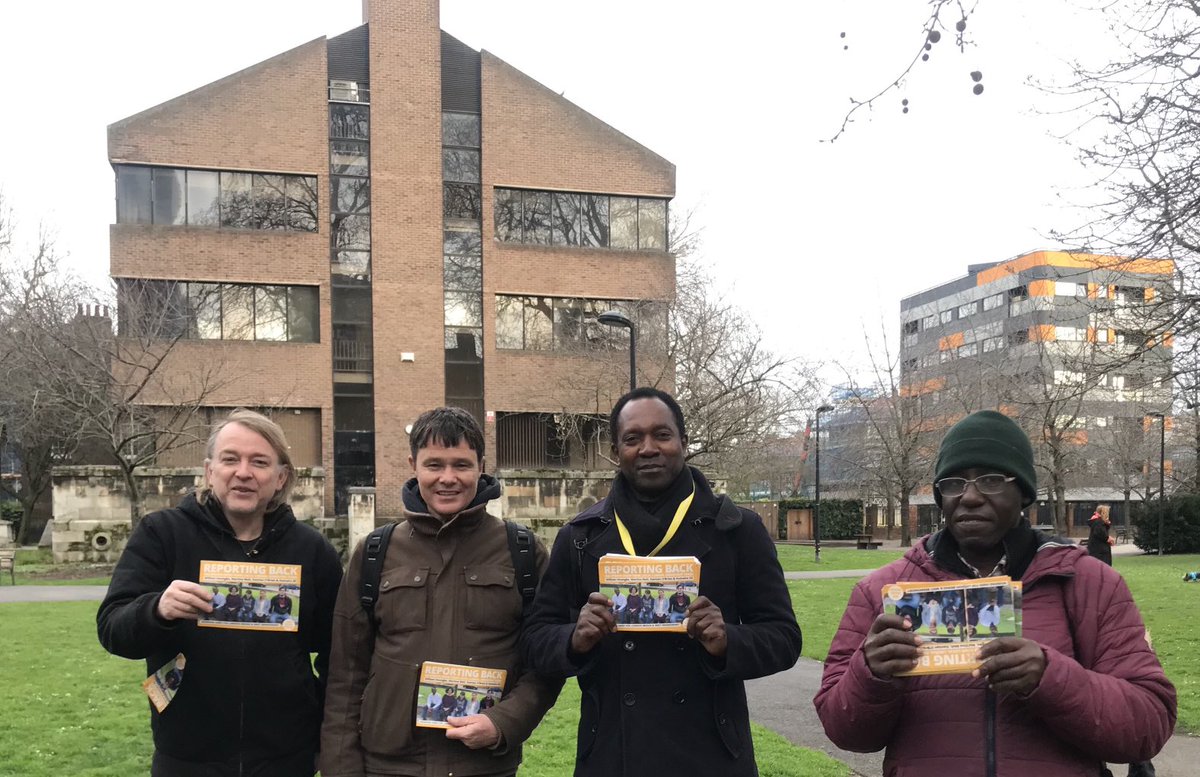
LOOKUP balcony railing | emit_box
[333,338,372,373]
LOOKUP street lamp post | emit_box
[597,311,636,393]
[1149,411,1166,556]
[814,404,834,564]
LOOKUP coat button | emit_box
[470,574,478,581]
[381,580,390,589]
[673,691,686,704]
[622,692,636,707]
[623,640,635,652]
[413,575,422,582]
[718,713,729,725]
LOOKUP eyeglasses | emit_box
[935,474,1015,497]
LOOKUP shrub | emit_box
[778,498,864,540]
[1131,494,1200,554]
[0,501,21,540]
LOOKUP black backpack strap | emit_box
[506,520,539,613]
[359,521,398,629]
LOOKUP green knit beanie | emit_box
[933,410,1037,507]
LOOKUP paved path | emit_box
[747,657,1200,777]
[0,585,107,603]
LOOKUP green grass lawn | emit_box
[774,545,904,573]
[0,601,849,777]
[1115,553,1200,733]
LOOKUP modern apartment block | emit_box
[896,250,1175,533]
[107,0,675,515]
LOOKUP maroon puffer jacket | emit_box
[814,537,1176,777]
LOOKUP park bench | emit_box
[0,549,14,585]
[1115,527,1128,544]
[856,534,883,550]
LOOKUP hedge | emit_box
[1131,494,1200,554]
[777,498,864,540]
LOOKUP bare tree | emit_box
[21,278,242,526]
[837,328,938,546]
[0,197,89,543]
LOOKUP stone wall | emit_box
[50,465,325,563]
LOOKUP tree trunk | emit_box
[1054,482,1068,535]
[885,494,895,540]
[899,490,912,547]
[16,503,37,546]
[122,465,143,527]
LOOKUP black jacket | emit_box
[1087,519,1113,566]
[97,494,343,777]
[521,469,802,777]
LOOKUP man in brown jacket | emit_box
[320,407,561,777]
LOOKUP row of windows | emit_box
[494,189,668,251]
[115,166,318,231]
[495,295,664,351]
[117,279,318,342]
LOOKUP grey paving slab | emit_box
[0,585,107,603]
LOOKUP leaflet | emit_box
[142,653,186,713]
[597,553,701,633]
[197,560,302,632]
[881,575,1022,676]
[415,661,506,729]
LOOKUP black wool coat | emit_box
[521,469,802,777]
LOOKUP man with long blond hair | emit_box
[98,408,343,777]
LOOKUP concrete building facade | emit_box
[896,250,1176,534]
[108,0,675,516]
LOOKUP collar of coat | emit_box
[919,520,1084,583]
[400,473,502,536]
[573,466,743,531]
[183,492,296,553]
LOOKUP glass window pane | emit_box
[331,141,369,176]
[332,213,371,249]
[117,279,188,338]
[442,113,480,147]
[443,183,481,220]
[254,286,288,341]
[333,286,371,323]
[552,192,580,246]
[444,229,481,255]
[553,298,583,347]
[286,176,319,231]
[610,197,638,250]
[219,172,254,228]
[522,191,552,245]
[494,188,522,242]
[495,296,523,349]
[638,199,667,251]
[186,170,219,226]
[444,254,482,291]
[445,327,483,361]
[152,168,186,225]
[331,176,370,214]
[330,104,369,140]
[332,251,371,284]
[446,362,484,396]
[442,149,480,183]
[524,297,553,350]
[287,286,319,343]
[444,290,482,327]
[188,283,222,339]
[222,285,255,340]
[116,166,152,225]
[580,194,609,248]
[253,174,290,229]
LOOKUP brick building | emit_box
[108,0,675,515]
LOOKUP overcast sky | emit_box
[0,0,1110,377]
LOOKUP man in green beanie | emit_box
[815,410,1176,777]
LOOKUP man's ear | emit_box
[408,455,416,472]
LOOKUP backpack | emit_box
[358,519,539,629]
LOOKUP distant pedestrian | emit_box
[1087,510,1114,566]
